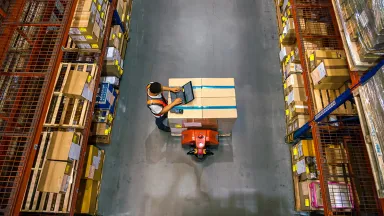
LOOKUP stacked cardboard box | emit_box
[103,47,124,78]
[76,145,105,214]
[91,83,118,144]
[284,77,309,134]
[280,18,296,45]
[62,70,92,100]
[168,78,237,136]
[37,132,81,193]
[69,0,110,49]
[307,50,349,90]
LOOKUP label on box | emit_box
[296,159,306,174]
[88,165,95,179]
[69,27,81,35]
[316,62,327,80]
[183,122,202,127]
[93,156,101,169]
[82,79,95,101]
[77,43,91,49]
[358,10,369,28]
[93,22,101,38]
[68,143,81,160]
[287,91,294,105]
[293,148,298,155]
[305,199,310,207]
[71,35,86,42]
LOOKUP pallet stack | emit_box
[90,0,132,145]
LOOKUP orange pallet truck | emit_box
[181,129,219,160]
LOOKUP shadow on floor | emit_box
[144,128,234,165]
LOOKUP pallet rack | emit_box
[0,0,118,214]
[280,0,383,215]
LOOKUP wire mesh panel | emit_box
[315,121,382,215]
[0,0,76,214]
[290,0,383,214]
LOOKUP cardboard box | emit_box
[168,97,203,134]
[287,87,306,105]
[299,180,323,211]
[91,122,111,137]
[307,50,346,71]
[37,160,73,193]
[288,114,309,134]
[298,140,315,159]
[325,146,348,164]
[287,101,308,120]
[281,18,296,45]
[285,74,304,94]
[305,21,328,36]
[75,179,99,214]
[202,97,237,134]
[96,82,117,110]
[169,78,202,98]
[201,78,235,98]
[109,25,123,50]
[311,59,349,88]
[46,132,81,162]
[285,63,302,77]
[83,145,105,181]
[62,70,89,97]
[103,47,123,77]
[100,76,120,86]
[279,45,294,62]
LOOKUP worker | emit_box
[146,82,182,132]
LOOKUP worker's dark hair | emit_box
[149,82,162,94]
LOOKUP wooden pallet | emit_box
[44,63,98,129]
[312,83,357,115]
[21,131,82,213]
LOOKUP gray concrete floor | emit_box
[98,0,294,215]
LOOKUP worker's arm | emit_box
[163,86,182,92]
[159,98,182,115]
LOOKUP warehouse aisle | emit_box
[98,0,294,215]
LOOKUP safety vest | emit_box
[146,83,167,117]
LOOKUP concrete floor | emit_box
[98,0,294,215]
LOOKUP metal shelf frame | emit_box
[286,0,383,215]
[0,0,118,215]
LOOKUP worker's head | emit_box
[149,82,162,94]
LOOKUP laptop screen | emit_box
[183,81,194,103]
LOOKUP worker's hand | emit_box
[171,87,182,92]
[173,98,182,105]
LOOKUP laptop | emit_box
[170,81,195,105]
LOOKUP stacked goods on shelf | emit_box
[37,132,81,193]
[90,0,132,145]
[21,132,82,213]
[90,82,119,144]
[307,50,357,115]
[168,78,237,136]
[333,0,383,71]
[291,140,354,211]
[21,62,99,213]
[69,0,110,49]
[75,145,105,214]
[359,66,384,197]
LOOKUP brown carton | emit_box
[202,97,237,134]
[46,132,81,161]
[62,70,89,97]
[285,74,304,95]
[311,59,349,85]
[37,160,73,193]
[201,78,235,98]
[305,21,328,36]
[75,179,99,214]
[307,50,346,71]
[299,180,323,211]
[287,87,306,105]
[83,145,105,181]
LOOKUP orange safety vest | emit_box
[146,83,168,117]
